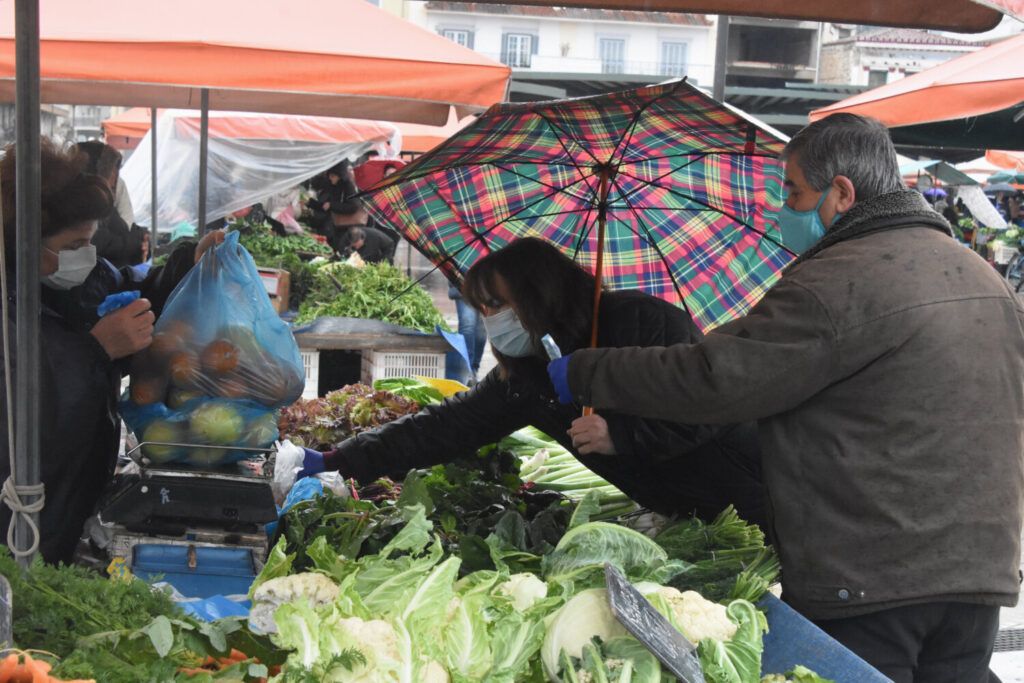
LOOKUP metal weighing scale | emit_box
[97,442,281,597]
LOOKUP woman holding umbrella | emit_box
[300,237,766,528]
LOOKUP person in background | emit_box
[448,282,487,385]
[344,225,396,264]
[317,160,360,234]
[76,141,148,268]
[300,237,766,529]
[548,113,1024,682]
[0,139,224,564]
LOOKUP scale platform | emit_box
[99,443,279,533]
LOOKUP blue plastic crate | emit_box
[759,594,893,682]
[133,543,256,599]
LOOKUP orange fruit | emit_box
[201,340,239,375]
[170,350,201,387]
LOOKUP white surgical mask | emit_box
[483,307,535,358]
[42,245,96,290]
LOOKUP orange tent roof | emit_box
[104,105,473,156]
[0,0,510,125]
[987,149,1024,171]
[394,107,477,154]
[809,34,1024,128]
[104,107,399,144]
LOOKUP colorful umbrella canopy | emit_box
[363,80,791,333]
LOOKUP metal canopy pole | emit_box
[150,108,158,250]
[12,0,41,566]
[712,15,729,102]
[197,88,209,236]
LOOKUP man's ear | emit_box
[833,175,857,213]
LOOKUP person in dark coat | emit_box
[344,226,396,264]
[312,160,360,235]
[552,114,1024,681]
[0,139,223,564]
[300,237,765,527]
[76,141,148,268]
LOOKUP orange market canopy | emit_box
[809,33,1024,151]
[397,107,478,155]
[0,0,511,125]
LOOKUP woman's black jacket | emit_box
[0,245,195,564]
[324,290,766,527]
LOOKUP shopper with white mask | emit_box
[299,237,766,527]
[0,139,223,564]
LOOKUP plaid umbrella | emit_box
[363,79,793,332]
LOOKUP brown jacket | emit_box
[567,190,1024,619]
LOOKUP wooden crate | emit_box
[257,267,291,314]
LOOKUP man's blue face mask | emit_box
[777,186,842,254]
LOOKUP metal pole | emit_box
[712,15,729,102]
[197,88,209,236]
[13,0,41,567]
[150,108,158,251]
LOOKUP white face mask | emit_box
[483,307,535,358]
[42,245,96,290]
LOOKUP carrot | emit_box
[0,653,19,680]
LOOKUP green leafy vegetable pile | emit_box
[231,221,332,310]
[277,383,421,450]
[0,548,182,657]
[275,449,574,577]
[294,261,449,332]
[655,506,781,603]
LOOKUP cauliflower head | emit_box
[651,586,738,643]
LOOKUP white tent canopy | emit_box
[121,110,401,230]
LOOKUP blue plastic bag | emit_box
[122,232,304,467]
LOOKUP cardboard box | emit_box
[257,267,291,314]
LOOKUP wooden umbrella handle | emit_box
[583,166,611,418]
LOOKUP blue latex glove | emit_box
[97,290,141,317]
[297,447,325,479]
[547,355,573,405]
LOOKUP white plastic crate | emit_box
[300,350,319,399]
[360,350,446,385]
[995,244,1018,265]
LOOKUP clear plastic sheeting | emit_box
[121,109,401,230]
[958,184,1009,230]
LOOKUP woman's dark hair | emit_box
[1,138,114,270]
[76,140,122,181]
[462,237,598,382]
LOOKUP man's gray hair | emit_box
[781,113,905,201]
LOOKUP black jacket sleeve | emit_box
[322,369,533,482]
[134,241,197,317]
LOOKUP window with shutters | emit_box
[660,42,688,77]
[504,33,534,68]
[599,38,626,74]
[442,29,471,48]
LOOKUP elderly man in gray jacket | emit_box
[549,113,1024,682]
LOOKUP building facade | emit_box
[418,2,715,90]
[819,26,982,87]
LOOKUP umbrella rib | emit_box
[607,165,792,254]
[607,79,688,166]
[615,197,695,320]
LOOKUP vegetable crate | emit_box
[360,350,445,385]
[301,350,320,399]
